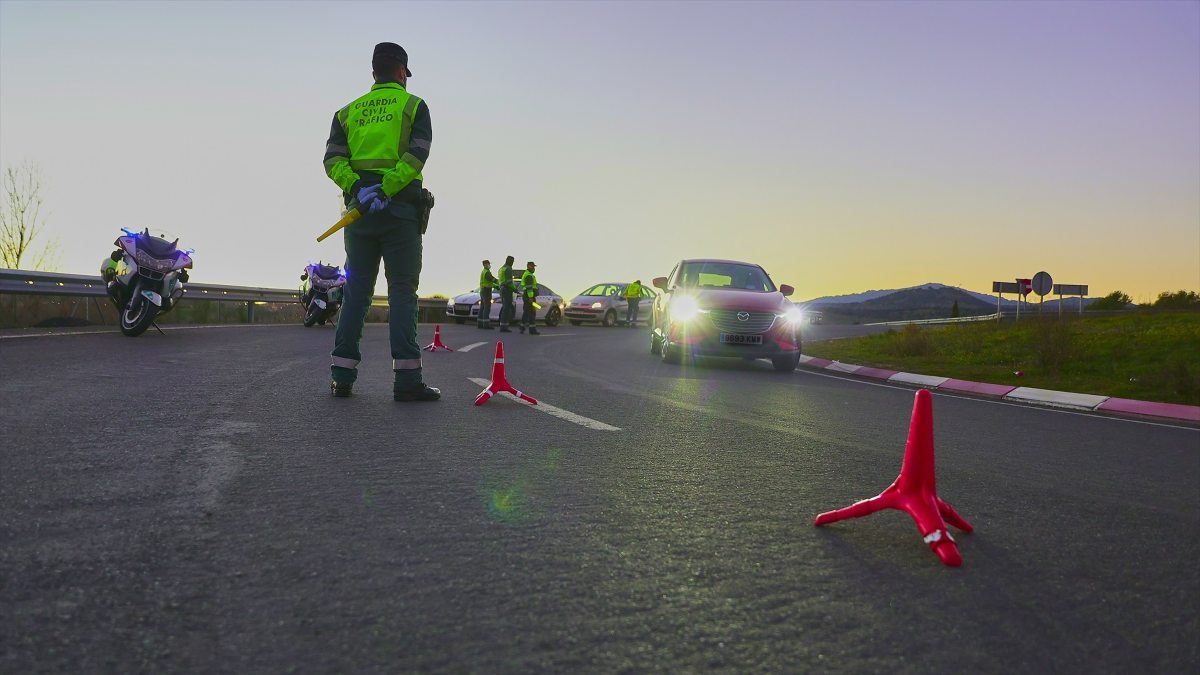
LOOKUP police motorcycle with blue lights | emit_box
[299,262,347,327]
[100,227,193,337]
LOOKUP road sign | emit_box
[1054,284,1088,296]
[1017,278,1033,296]
[992,281,1020,293]
[1032,271,1053,297]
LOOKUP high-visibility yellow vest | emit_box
[333,82,423,191]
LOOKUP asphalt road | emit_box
[1,322,1197,673]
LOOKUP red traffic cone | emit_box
[423,324,453,352]
[474,341,538,406]
[814,389,974,566]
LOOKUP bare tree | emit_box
[0,161,59,270]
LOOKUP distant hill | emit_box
[801,282,1098,323]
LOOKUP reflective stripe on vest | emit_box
[340,83,424,179]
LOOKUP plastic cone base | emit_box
[423,324,454,352]
[474,341,537,407]
[814,389,973,567]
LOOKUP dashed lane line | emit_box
[458,342,487,352]
[466,377,621,431]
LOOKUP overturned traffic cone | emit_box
[814,389,974,566]
[423,324,454,352]
[475,341,538,407]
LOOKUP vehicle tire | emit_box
[661,336,684,364]
[650,331,663,355]
[544,306,562,327]
[602,309,617,327]
[453,317,466,325]
[120,293,159,337]
[303,308,319,327]
[772,353,800,372]
[569,320,582,326]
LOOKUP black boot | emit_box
[394,383,442,402]
[499,326,512,333]
[529,326,540,335]
[330,380,353,397]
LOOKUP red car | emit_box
[649,259,803,372]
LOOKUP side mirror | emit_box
[780,284,794,297]
[300,273,308,281]
[652,276,668,290]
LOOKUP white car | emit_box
[564,282,658,327]
[445,283,564,326]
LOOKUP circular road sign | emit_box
[1032,271,1053,297]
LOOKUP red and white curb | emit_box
[797,355,1200,423]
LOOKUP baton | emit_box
[316,200,365,242]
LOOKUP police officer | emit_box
[624,279,643,327]
[519,261,540,335]
[478,259,497,329]
[322,42,439,401]
[497,255,516,333]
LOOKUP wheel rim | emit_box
[122,298,147,327]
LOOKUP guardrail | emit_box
[0,268,446,325]
[863,312,1001,327]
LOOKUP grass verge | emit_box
[803,312,1200,405]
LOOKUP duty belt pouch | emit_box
[418,188,435,235]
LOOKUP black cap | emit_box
[373,42,412,77]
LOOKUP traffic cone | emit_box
[814,389,974,566]
[475,341,538,406]
[423,324,454,352]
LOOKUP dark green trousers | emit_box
[331,202,424,388]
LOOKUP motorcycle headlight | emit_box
[671,295,701,323]
[780,307,804,324]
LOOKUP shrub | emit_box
[1033,316,1074,374]
[885,324,935,357]
[1088,291,1132,310]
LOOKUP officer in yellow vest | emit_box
[478,259,498,329]
[519,261,540,335]
[322,42,439,401]
[497,255,516,333]
[624,279,643,327]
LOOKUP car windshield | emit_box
[580,284,621,297]
[677,262,776,292]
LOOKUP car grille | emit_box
[454,303,472,315]
[707,309,776,334]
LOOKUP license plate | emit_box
[314,298,327,309]
[720,333,762,345]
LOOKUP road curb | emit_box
[798,357,1200,424]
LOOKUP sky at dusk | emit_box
[1,0,1197,302]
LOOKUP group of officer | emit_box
[478,258,541,335]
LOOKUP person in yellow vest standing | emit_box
[478,259,497,329]
[322,42,439,401]
[624,279,643,327]
[519,261,540,335]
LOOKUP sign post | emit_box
[1032,271,1053,314]
[1053,284,1089,315]
[992,281,1021,323]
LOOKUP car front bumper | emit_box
[668,321,800,358]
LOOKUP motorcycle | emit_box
[100,228,193,337]
[299,262,346,327]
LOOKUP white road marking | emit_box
[467,377,621,431]
[794,368,1199,432]
[458,341,487,352]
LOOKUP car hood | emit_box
[691,288,788,312]
[452,291,494,303]
[570,295,612,303]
